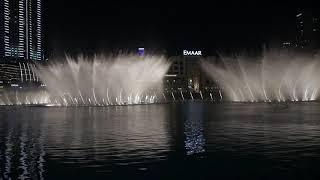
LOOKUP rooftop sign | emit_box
[138,48,145,56]
[183,50,202,56]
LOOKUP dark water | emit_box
[1,102,320,179]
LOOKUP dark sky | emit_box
[46,2,300,56]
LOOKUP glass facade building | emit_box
[0,0,43,61]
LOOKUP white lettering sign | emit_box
[183,50,202,56]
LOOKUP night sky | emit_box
[46,2,300,56]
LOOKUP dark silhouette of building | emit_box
[295,9,320,51]
[164,49,218,94]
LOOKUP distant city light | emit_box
[138,48,145,56]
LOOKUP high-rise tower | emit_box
[0,0,43,61]
[296,9,320,50]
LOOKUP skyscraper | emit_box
[0,0,43,61]
[0,0,43,89]
[296,9,320,50]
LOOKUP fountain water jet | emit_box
[201,50,320,102]
[0,54,170,106]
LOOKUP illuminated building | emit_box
[0,60,40,89]
[138,47,145,56]
[164,49,218,94]
[0,0,43,61]
[165,56,187,92]
[295,9,320,50]
[0,0,44,89]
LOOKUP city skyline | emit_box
[1,3,320,59]
[2,5,320,180]
[46,6,319,56]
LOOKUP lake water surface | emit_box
[1,102,320,179]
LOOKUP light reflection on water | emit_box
[1,102,320,179]
[0,111,46,180]
[0,105,172,179]
[183,103,205,155]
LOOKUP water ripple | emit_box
[1,103,320,179]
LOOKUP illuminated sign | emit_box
[138,48,145,56]
[183,50,202,56]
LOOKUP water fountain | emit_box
[180,91,185,101]
[209,93,213,101]
[201,50,320,102]
[190,91,194,101]
[171,92,176,101]
[0,54,170,106]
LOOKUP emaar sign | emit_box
[183,50,202,56]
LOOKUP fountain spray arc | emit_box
[0,54,171,106]
[201,50,320,102]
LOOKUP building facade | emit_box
[164,50,218,93]
[295,9,320,51]
[0,0,44,91]
[165,56,187,92]
[0,60,40,89]
[0,0,43,61]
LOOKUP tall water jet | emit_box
[162,93,167,102]
[180,91,185,101]
[171,92,176,101]
[190,91,194,101]
[201,50,320,102]
[0,54,170,106]
[200,90,203,100]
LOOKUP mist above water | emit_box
[202,50,320,102]
[0,54,170,106]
